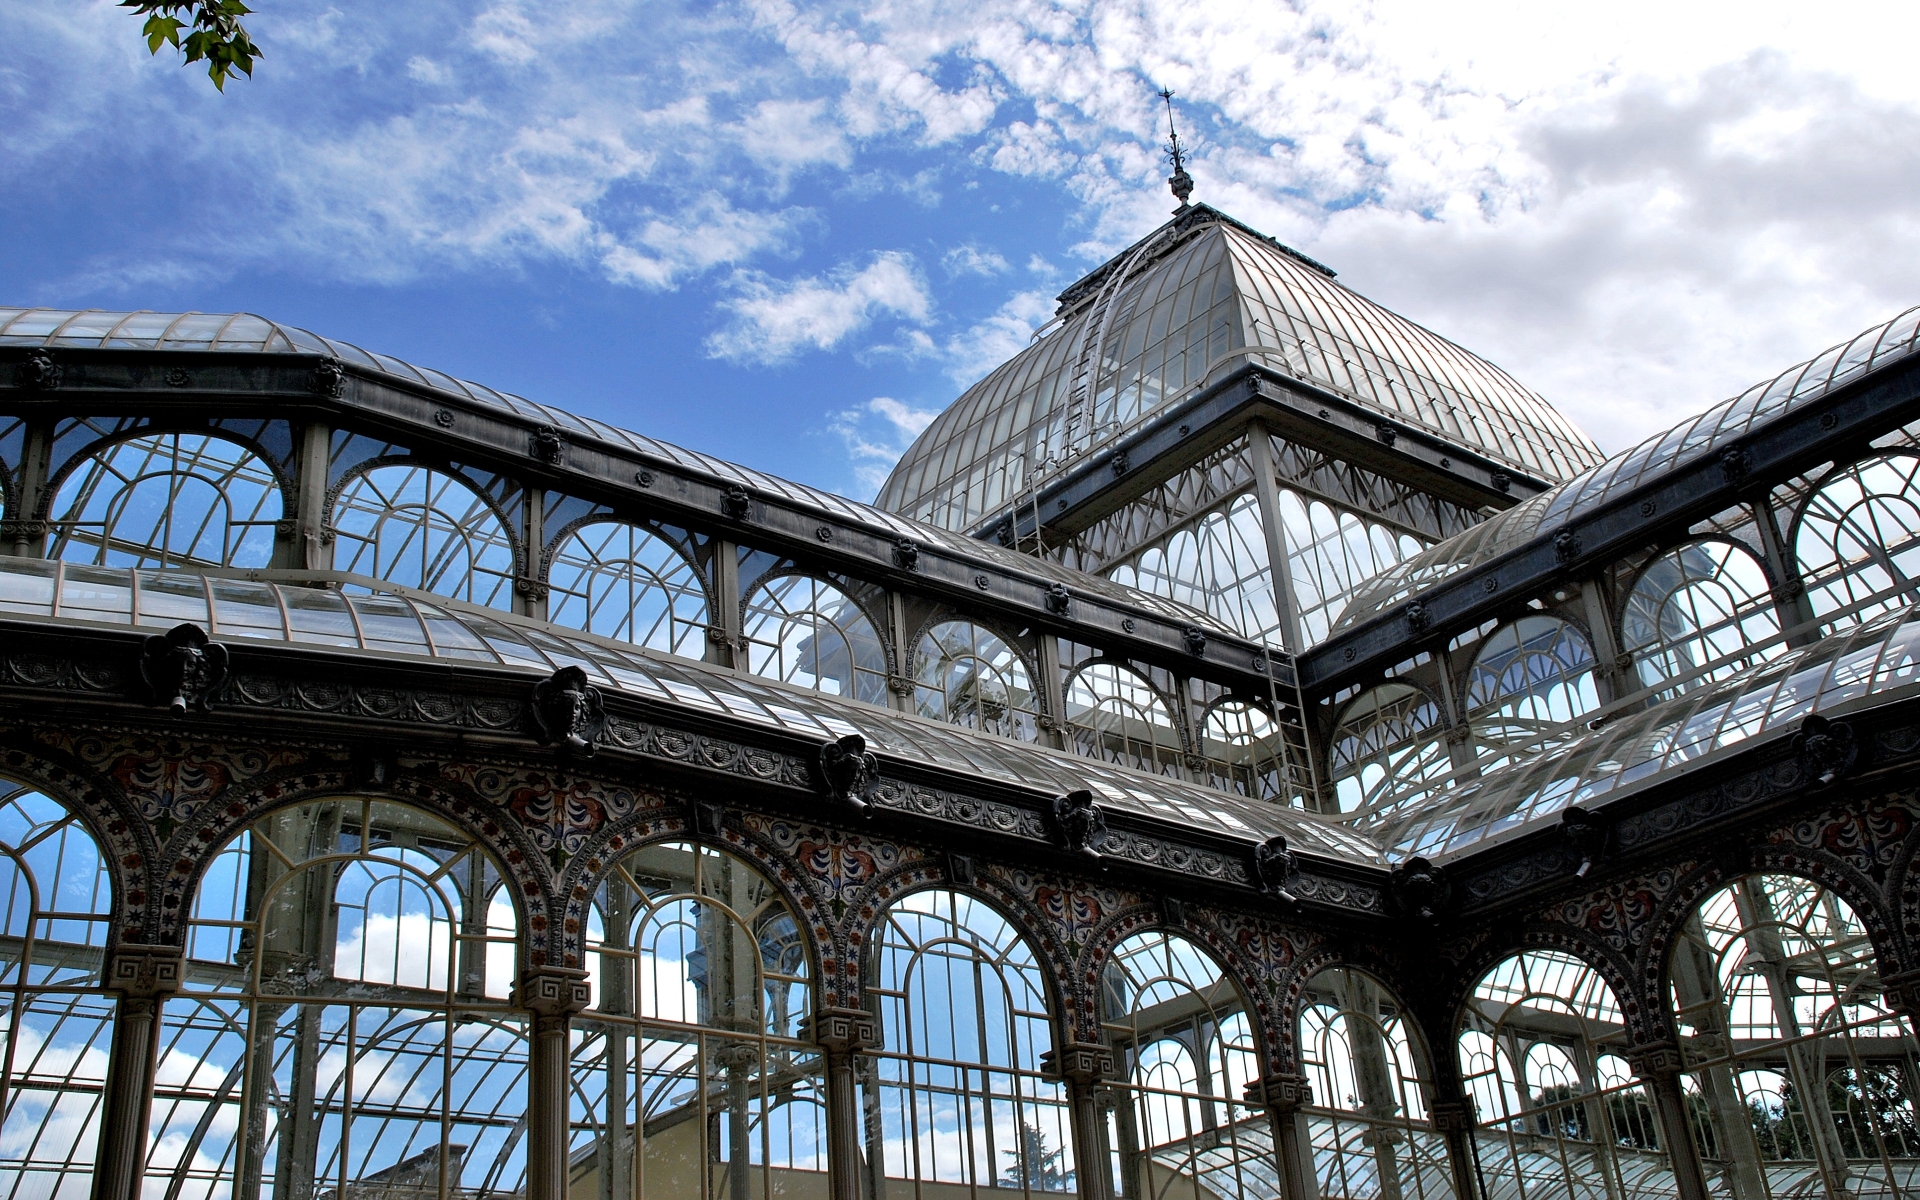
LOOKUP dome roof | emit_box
[876,205,1605,531]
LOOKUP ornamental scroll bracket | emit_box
[138,622,229,716]
[817,733,878,813]
[530,665,607,757]
[1245,1073,1312,1114]
[515,966,591,1019]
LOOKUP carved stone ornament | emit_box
[531,425,564,464]
[139,622,230,715]
[515,965,592,1018]
[1404,599,1432,635]
[995,518,1015,547]
[1561,806,1606,878]
[722,484,752,521]
[1045,582,1072,616]
[530,665,607,757]
[108,945,185,998]
[892,539,920,571]
[947,851,976,886]
[1623,1041,1686,1078]
[1719,444,1750,485]
[1052,788,1107,859]
[1491,471,1512,494]
[1182,626,1209,657]
[1428,1100,1477,1134]
[886,675,916,696]
[165,366,192,388]
[1111,448,1130,476]
[17,349,62,390]
[805,1007,881,1055]
[1245,1073,1312,1113]
[1553,526,1580,564]
[1390,855,1449,922]
[1375,422,1397,447]
[1253,834,1298,905]
[1794,713,1857,786]
[352,745,399,790]
[310,359,345,397]
[1042,1043,1116,1085]
[817,733,879,812]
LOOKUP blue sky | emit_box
[9,1,1920,499]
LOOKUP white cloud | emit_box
[739,97,853,176]
[708,251,933,364]
[945,288,1052,383]
[831,396,943,495]
[942,243,1009,277]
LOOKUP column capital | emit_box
[1880,968,1920,1015]
[107,943,184,999]
[805,1007,881,1055]
[1624,1040,1687,1078]
[1041,1042,1116,1086]
[1428,1099,1476,1134]
[515,965,591,1018]
[1245,1072,1313,1114]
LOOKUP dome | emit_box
[876,204,1605,531]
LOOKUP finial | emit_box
[1160,88,1193,208]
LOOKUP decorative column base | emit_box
[92,945,184,1200]
[517,966,591,1200]
[805,1008,882,1200]
[1625,1042,1711,1200]
[1044,1044,1118,1200]
[1246,1074,1318,1200]
[1428,1099,1479,1200]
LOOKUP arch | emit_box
[1198,699,1290,802]
[330,460,519,609]
[1622,538,1782,696]
[740,572,889,706]
[546,519,710,658]
[1109,493,1283,643]
[1665,872,1920,1200]
[145,797,527,1199]
[1277,489,1430,645]
[1794,452,1920,631]
[863,888,1075,1194]
[1461,949,1674,1200]
[569,839,824,1199]
[46,430,284,568]
[1297,965,1453,1200]
[0,778,116,1197]
[912,617,1043,742]
[1329,682,1451,818]
[1065,661,1184,776]
[1100,928,1272,1200]
[1464,616,1600,765]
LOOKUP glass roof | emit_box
[1372,600,1920,861]
[873,207,1605,532]
[1333,305,1920,630]
[0,556,1377,863]
[0,308,1235,639]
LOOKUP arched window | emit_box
[1669,874,1916,1200]
[1101,930,1267,1200]
[914,620,1042,742]
[1330,684,1451,818]
[866,890,1071,1195]
[1109,494,1282,643]
[147,799,523,1198]
[1623,540,1781,697]
[1065,662,1183,777]
[1465,617,1599,764]
[1199,700,1290,801]
[1278,490,1429,646]
[1462,951,1672,1200]
[547,522,709,658]
[0,780,115,1196]
[48,432,282,568]
[571,841,822,1199]
[1796,454,1920,630]
[1299,967,1451,1200]
[740,573,888,706]
[331,464,518,609]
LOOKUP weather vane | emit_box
[1160,88,1193,208]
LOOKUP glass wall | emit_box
[1464,618,1600,766]
[913,620,1044,743]
[740,574,888,707]
[1109,494,1281,644]
[1065,662,1185,777]
[48,432,282,569]
[146,798,524,1199]
[547,521,710,658]
[570,840,824,1200]
[1622,540,1781,697]
[1329,684,1450,818]
[332,465,518,609]
[1796,454,1920,631]
[1197,700,1290,802]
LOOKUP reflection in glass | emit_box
[1624,540,1781,696]
[49,432,282,568]
[0,781,115,1199]
[1670,874,1920,1200]
[1279,490,1428,646]
[1330,684,1450,818]
[1101,931,1269,1200]
[572,841,823,1200]
[914,620,1042,742]
[1299,967,1452,1200]
[146,798,523,1199]
[332,465,518,609]
[740,574,887,705]
[1465,617,1599,764]
[1796,454,1920,631]
[1109,494,1281,644]
[866,891,1073,1196]
[548,521,709,658]
[1462,951,1673,1200]
[1065,662,1183,777]
[1198,700,1289,802]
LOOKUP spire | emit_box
[1160,88,1193,208]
